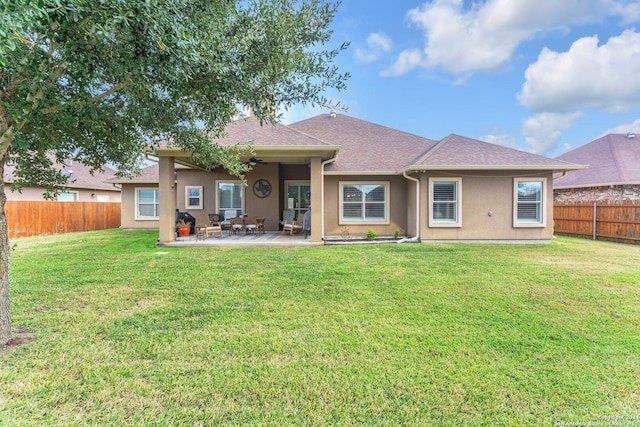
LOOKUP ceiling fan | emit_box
[248,157,268,165]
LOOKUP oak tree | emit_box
[0,0,348,345]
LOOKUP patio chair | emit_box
[195,214,223,239]
[219,209,239,230]
[282,209,302,235]
[229,217,245,235]
[244,217,259,235]
[256,217,266,234]
[302,209,311,238]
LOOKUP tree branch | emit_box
[40,81,131,115]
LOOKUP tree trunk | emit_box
[0,157,11,346]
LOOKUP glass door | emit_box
[285,181,310,219]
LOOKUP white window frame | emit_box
[57,191,78,202]
[215,180,244,213]
[339,181,389,225]
[185,185,203,210]
[429,177,462,228]
[135,187,159,220]
[513,177,547,228]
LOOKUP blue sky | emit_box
[281,0,640,157]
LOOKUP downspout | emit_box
[402,170,420,241]
[321,154,338,241]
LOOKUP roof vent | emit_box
[626,132,636,139]
[329,110,336,119]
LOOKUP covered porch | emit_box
[155,144,339,245]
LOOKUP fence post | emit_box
[593,202,597,240]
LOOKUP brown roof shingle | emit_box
[292,114,581,173]
[4,158,118,191]
[290,114,438,173]
[413,134,579,170]
[159,116,332,149]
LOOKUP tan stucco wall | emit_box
[419,171,554,241]
[122,163,285,231]
[4,185,121,202]
[323,175,409,237]
[121,183,158,229]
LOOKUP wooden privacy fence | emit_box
[554,202,640,244]
[6,201,121,239]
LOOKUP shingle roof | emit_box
[290,114,438,173]
[555,133,640,188]
[4,158,118,191]
[412,134,579,170]
[107,164,159,184]
[291,114,581,173]
[160,116,332,148]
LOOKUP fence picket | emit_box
[554,202,640,244]
[6,201,121,239]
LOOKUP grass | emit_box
[1,230,639,426]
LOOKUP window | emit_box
[340,182,388,223]
[514,178,546,227]
[429,178,462,227]
[57,191,78,202]
[285,181,310,218]
[136,188,159,220]
[217,181,243,212]
[185,186,203,209]
[96,195,110,202]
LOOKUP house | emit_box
[3,158,121,202]
[113,113,583,244]
[554,133,640,202]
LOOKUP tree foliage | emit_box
[0,0,348,345]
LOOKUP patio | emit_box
[159,231,319,247]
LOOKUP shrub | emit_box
[366,229,377,240]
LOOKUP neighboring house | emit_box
[112,113,583,244]
[3,159,121,202]
[554,133,640,203]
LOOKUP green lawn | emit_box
[2,230,639,426]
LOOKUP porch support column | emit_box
[158,156,176,243]
[309,157,322,243]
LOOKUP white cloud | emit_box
[522,112,582,155]
[604,118,640,135]
[518,30,640,113]
[479,133,517,148]
[392,0,615,76]
[355,32,393,63]
[610,1,640,24]
[380,49,423,77]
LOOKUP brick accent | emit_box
[554,185,640,203]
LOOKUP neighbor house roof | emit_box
[555,133,640,188]
[3,158,119,191]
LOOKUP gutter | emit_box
[321,154,338,241]
[402,171,420,240]
[553,171,568,182]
